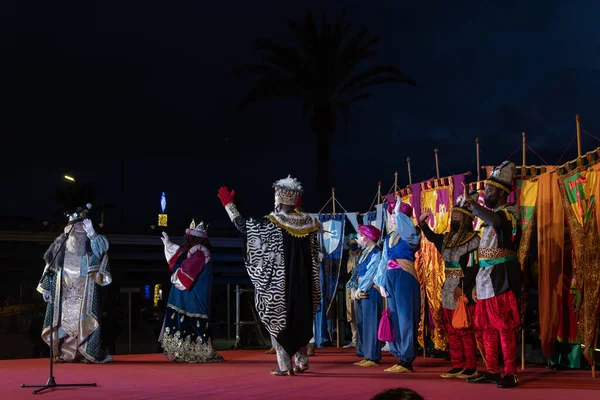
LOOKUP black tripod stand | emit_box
[21,222,97,394]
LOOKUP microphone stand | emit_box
[21,222,97,394]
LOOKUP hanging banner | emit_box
[362,211,377,227]
[536,172,564,358]
[318,213,346,314]
[345,212,359,233]
[415,176,456,351]
[558,166,599,364]
[515,178,540,331]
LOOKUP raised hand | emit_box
[393,198,401,214]
[82,219,95,237]
[161,232,170,246]
[217,186,236,207]
[419,208,432,224]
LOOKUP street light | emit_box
[64,175,75,182]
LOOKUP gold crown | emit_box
[275,187,301,206]
[273,175,303,206]
[187,219,208,237]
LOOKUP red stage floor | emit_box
[1,348,599,399]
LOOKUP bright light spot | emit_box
[64,175,75,182]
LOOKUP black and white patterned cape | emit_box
[245,213,321,339]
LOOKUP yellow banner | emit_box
[517,179,539,231]
[562,169,597,227]
[416,182,453,351]
[420,186,452,234]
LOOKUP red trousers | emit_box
[474,290,520,375]
[441,305,478,369]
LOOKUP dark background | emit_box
[2,0,599,229]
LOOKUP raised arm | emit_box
[83,219,109,256]
[469,202,502,230]
[218,186,247,234]
[396,213,421,248]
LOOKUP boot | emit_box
[307,343,315,356]
[265,347,276,354]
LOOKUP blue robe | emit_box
[356,245,383,361]
[375,213,421,364]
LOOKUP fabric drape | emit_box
[536,172,565,359]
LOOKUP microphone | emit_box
[65,203,92,223]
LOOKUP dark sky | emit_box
[2,0,600,230]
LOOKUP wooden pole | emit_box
[522,132,527,167]
[332,188,336,213]
[377,181,382,205]
[576,114,582,157]
[520,132,527,370]
[394,171,399,193]
[407,157,413,185]
[434,148,440,179]
[331,187,339,348]
[476,138,481,181]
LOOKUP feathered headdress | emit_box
[273,175,304,206]
[487,161,516,194]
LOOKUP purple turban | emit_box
[400,202,413,218]
[387,201,413,218]
[387,201,396,214]
[358,224,382,243]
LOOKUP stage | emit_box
[1,348,598,399]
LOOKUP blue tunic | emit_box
[374,213,421,365]
[355,245,382,361]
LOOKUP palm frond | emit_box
[233,9,416,123]
[339,65,416,95]
[237,78,307,112]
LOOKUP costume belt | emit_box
[479,255,517,268]
[388,259,417,281]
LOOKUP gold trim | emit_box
[444,231,477,248]
[453,207,474,219]
[266,214,320,237]
[486,179,511,194]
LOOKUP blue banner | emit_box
[318,213,346,314]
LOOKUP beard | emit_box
[484,195,498,209]
[450,220,461,232]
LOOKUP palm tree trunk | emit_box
[315,130,333,210]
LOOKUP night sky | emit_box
[2,0,600,230]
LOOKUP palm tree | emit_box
[52,181,100,218]
[232,9,416,205]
